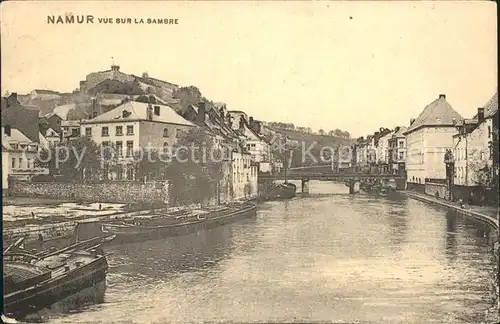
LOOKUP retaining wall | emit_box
[9,180,169,205]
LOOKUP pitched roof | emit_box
[1,101,40,143]
[393,126,407,137]
[82,101,195,126]
[33,89,60,95]
[404,95,463,134]
[2,128,33,145]
[482,91,498,118]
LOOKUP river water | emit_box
[45,181,497,323]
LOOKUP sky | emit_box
[1,1,497,138]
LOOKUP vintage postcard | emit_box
[1,1,498,323]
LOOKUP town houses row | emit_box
[1,65,281,202]
[342,92,498,205]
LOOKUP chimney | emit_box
[477,107,485,123]
[111,65,120,71]
[410,118,416,125]
[4,125,11,136]
[147,103,153,120]
[249,116,254,127]
[394,126,400,133]
[439,94,446,99]
[239,117,245,130]
[198,102,206,124]
[226,112,232,126]
[219,108,225,122]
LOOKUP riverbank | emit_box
[402,191,498,230]
[402,190,499,319]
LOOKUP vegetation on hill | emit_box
[264,126,355,168]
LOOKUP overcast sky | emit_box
[1,1,497,137]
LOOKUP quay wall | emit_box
[424,182,447,199]
[8,180,169,205]
[403,191,498,231]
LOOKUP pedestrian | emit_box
[459,198,465,209]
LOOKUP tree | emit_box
[133,148,168,182]
[172,86,203,112]
[318,129,325,135]
[328,130,335,136]
[35,137,103,181]
[166,128,223,206]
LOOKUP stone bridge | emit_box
[260,167,406,194]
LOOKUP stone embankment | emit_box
[403,191,498,230]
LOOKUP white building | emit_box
[376,130,394,165]
[30,89,61,101]
[404,94,462,190]
[2,143,10,195]
[231,150,258,200]
[453,92,498,203]
[39,127,61,148]
[388,126,407,175]
[2,126,47,180]
[80,101,196,180]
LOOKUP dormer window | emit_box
[4,125,11,136]
[122,110,131,118]
[154,106,160,116]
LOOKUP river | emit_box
[44,181,497,323]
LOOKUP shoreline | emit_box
[402,190,499,319]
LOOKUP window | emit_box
[176,129,182,138]
[398,152,404,160]
[102,126,109,137]
[117,167,123,180]
[116,141,123,157]
[102,141,110,147]
[126,141,133,157]
[126,165,134,180]
[163,142,169,154]
[116,126,123,136]
[85,127,91,136]
[27,159,32,169]
[399,141,404,148]
[19,158,23,168]
[488,126,492,138]
[126,125,134,135]
[11,158,15,168]
[154,106,160,116]
[163,128,169,137]
[71,128,79,136]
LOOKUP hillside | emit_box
[264,126,355,167]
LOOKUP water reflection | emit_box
[47,181,496,324]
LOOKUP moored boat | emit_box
[265,182,297,200]
[97,202,257,244]
[3,241,108,320]
[3,222,115,256]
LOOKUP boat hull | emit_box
[265,183,297,200]
[102,204,257,245]
[3,252,108,320]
